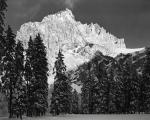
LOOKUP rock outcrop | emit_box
[16,9,144,83]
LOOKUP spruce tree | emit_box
[129,68,141,113]
[32,34,48,116]
[1,26,16,118]
[81,80,90,114]
[142,47,150,113]
[50,49,72,115]
[78,63,90,114]
[112,63,125,113]
[81,52,110,114]
[81,58,99,114]
[118,54,132,113]
[13,41,25,119]
[0,0,7,59]
[105,59,116,113]
[24,37,34,116]
[25,34,49,116]
[91,52,109,113]
[71,89,79,114]
[0,0,7,89]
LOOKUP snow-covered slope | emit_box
[115,48,145,54]
[16,9,144,83]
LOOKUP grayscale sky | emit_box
[6,0,150,48]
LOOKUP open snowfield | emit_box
[1,114,150,120]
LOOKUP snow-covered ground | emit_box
[3,114,149,120]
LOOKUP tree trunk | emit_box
[88,63,93,114]
[19,106,22,120]
[9,79,12,118]
[26,79,29,116]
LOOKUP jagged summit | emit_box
[16,9,144,83]
[42,9,75,23]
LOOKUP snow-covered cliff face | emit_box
[16,9,144,83]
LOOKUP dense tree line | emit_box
[73,49,150,114]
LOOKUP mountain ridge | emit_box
[16,9,144,83]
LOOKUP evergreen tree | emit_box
[24,37,34,116]
[119,54,132,113]
[0,0,7,113]
[91,52,109,113]
[81,52,112,114]
[81,80,90,114]
[129,68,141,113]
[79,61,94,114]
[112,63,125,113]
[71,89,79,114]
[142,47,150,113]
[80,52,113,114]
[32,34,48,116]
[105,59,116,113]
[50,49,72,115]
[0,0,7,59]
[0,0,7,90]
[77,63,89,114]
[81,57,98,114]
[1,26,16,118]
[25,34,49,116]
[13,41,25,119]
[87,62,95,114]
[138,71,145,113]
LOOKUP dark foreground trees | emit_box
[32,34,49,116]
[1,31,49,118]
[50,50,72,115]
[13,41,26,119]
[25,37,34,116]
[25,34,49,116]
[0,0,7,91]
[142,47,150,113]
[71,89,79,114]
[0,0,7,60]
[2,26,16,118]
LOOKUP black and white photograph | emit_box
[0,0,150,120]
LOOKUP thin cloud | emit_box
[61,0,80,9]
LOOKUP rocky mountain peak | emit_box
[42,8,74,23]
[16,9,144,83]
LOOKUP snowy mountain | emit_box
[16,9,144,83]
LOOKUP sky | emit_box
[6,0,150,48]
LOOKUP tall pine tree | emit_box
[32,34,48,116]
[117,54,133,113]
[25,34,48,116]
[50,49,72,115]
[112,62,125,113]
[0,0,7,90]
[24,37,34,116]
[142,47,150,113]
[90,52,109,114]
[1,26,16,118]
[71,89,79,114]
[13,41,25,119]
[0,0,7,59]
